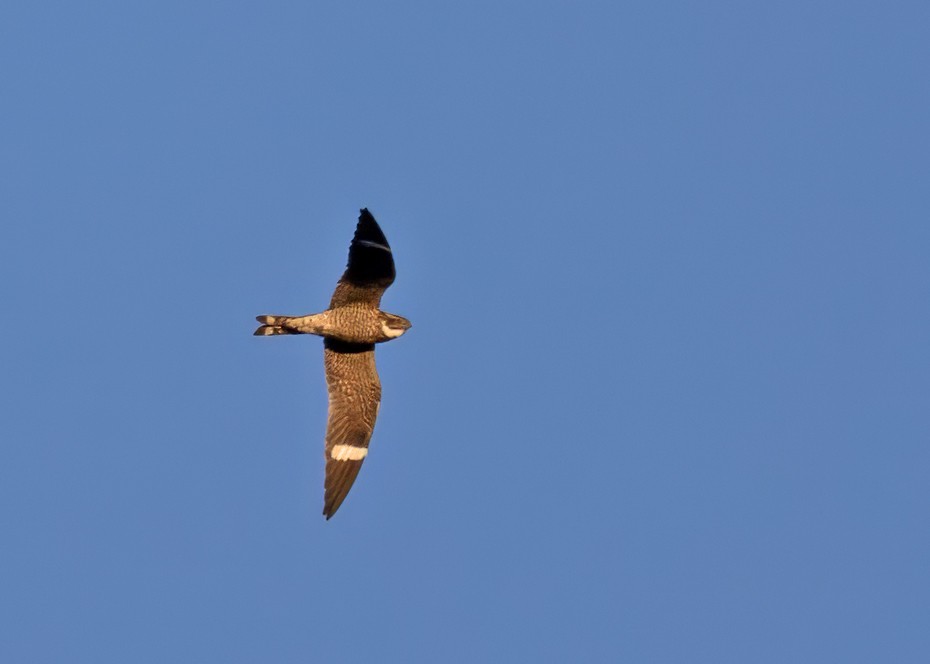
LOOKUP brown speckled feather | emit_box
[322,338,381,519]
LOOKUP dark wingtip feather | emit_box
[341,209,394,289]
[323,458,365,519]
[355,209,387,243]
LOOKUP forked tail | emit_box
[253,315,296,336]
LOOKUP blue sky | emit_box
[2,1,928,662]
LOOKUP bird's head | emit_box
[380,312,412,340]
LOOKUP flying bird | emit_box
[254,209,411,519]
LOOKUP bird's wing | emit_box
[329,208,396,309]
[322,338,382,519]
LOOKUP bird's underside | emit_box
[254,208,410,519]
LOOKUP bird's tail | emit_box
[253,315,297,336]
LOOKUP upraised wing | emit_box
[329,208,396,309]
[322,338,382,519]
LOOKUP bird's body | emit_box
[256,305,408,344]
[254,209,410,519]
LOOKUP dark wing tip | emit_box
[323,458,365,519]
[354,208,390,248]
[341,208,395,289]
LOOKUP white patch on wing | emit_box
[330,444,368,461]
[357,239,392,253]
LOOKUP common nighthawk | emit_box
[254,209,411,519]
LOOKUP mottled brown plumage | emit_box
[321,339,380,517]
[254,209,411,519]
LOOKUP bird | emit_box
[254,209,411,519]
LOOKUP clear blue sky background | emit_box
[2,2,928,662]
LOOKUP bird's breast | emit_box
[324,305,387,344]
